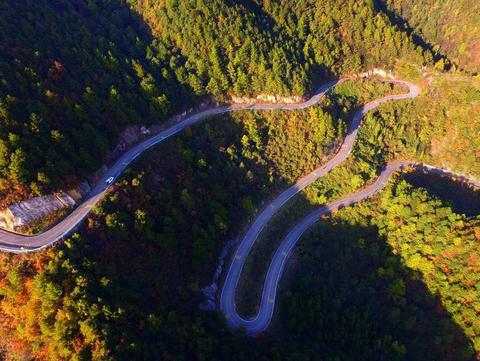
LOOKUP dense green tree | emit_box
[0,0,438,203]
[381,0,480,73]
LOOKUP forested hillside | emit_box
[0,0,186,203]
[1,1,480,360]
[0,76,478,359]
[131,0,311,96]
[370,73,480,177]
[0,0,436,203]
[0,80,344,358]
[132,0,434,94]
[233,72,480,321]
[256,0,433,73]
[0,80,411,360]
[381,0,480,73]
[282,181,480,360]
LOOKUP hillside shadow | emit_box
[57,108,338,359]
[4,3,471,354]
[0,0,197,190]
[373,0,449,67]
[237,0,337,83]
[42,87,478,360]
[276,218,476,361]
[403,171,480,217]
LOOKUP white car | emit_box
[105,177,115,184]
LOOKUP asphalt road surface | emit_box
[0,80,344,252]
[0,76,477,336]
[219,82,480,335]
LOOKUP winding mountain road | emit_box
[0,77,416,252]
[1,75,477,337]
[0,80,341,252]
[219,81,479,335]
[220,161,480,335]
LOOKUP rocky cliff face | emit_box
[0,99,215,232]
[0,73,401,232]
[0,193,76,231]
[231,94,304,104]
[358,68,395,79]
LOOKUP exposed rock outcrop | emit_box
[358,68,395,79]
[0,193,76,231]
[66,181,92,202]
[0,74,394,232]
[199,283,217,311]
[105,125,151,163]
[0,99,216,231]
[231,94,304,104]
[106,101,213,162]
